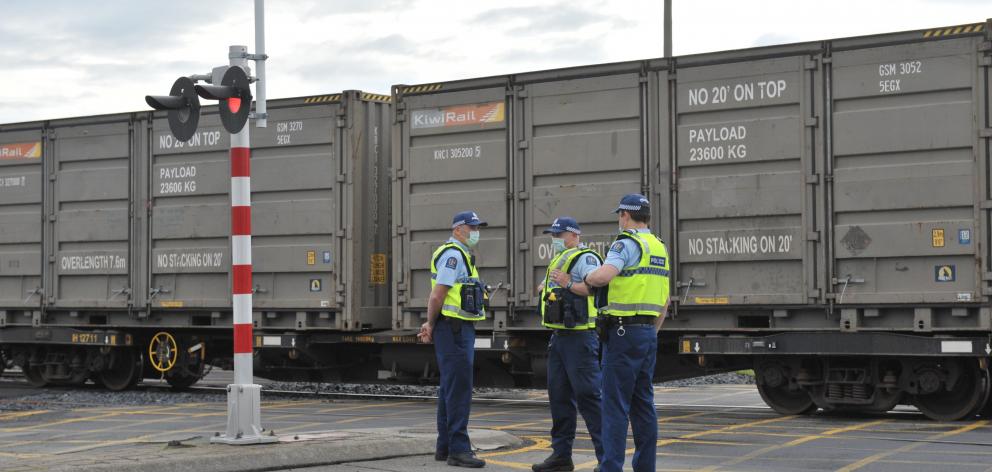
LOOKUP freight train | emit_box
[1,21,990,420]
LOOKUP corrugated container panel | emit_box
[675,55,815,306]
[0,128,44,309]
[830,37,984,304]
[517,73,646,312]
[49,118,133,308]
[394,88,509,329]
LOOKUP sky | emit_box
[0,0,986,124]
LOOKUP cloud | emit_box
[752,33,801,47]
[493,37,607,65]
[473,3,633,34]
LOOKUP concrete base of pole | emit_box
[210,384,278,445]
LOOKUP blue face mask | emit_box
[551,238,566,254]
[466,230,480,247]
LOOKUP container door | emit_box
[830,37,983,304]
[49,121,132,308]
[0,132,44,310]
[517,74,645,317]
[149,113,231,308]
[395,88,509,329]
[675,56,814,306]
[249,104,339,311]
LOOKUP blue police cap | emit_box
[542,216,581,235]
[451,210,488,228]
[614,193,650,213]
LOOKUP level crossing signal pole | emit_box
[145,0,273,446]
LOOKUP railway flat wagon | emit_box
[0,91,392,388]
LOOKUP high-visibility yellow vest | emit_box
[602,230,670,317]
[430,242,485,321]
[540,247,600,330]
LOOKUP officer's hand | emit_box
[417,321,433,343]
[550,270,570,287]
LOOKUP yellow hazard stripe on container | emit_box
[302,94,342,104]
[400,84,443,94]
[360,92,392,102]
[924,23,983,38]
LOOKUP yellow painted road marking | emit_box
[0,410,50,421]
[838,420,988,472]
[333,417,370,425]
[315,400,411,414]
[700,419,891,471]
[493,421,544,431]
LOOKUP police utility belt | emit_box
[440,281,488,334]
[542,287,591,330]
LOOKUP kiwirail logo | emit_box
[411,102,505,129]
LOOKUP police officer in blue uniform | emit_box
[532,217,605,472]
[582,194,671,472]
[419,210,488,468]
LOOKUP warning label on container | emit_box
[935,265,956,282]
[958,229,971,245]
[60,254,127,272]
[686,233,793,257]
[931,228,945,248]
[411,102,504,129]
[694,297,730,305]
[370,253,387,285]
[156,131,223,151]
[155,251,225,270]
[0,142,41,160]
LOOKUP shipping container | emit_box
[143,92,391,332]
[0,91,392,387]
[391,64,672,334]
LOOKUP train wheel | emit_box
[22,365,48,388]
[757,381,817,415]
[912,359,985,421]
[99,348,142,391]
[756,362,816,415]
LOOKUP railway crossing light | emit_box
[145,77,201,142]
[195,66,253,134]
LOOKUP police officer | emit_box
[582,194,670,472]
[532,217,605,472]
[418,210,488,468]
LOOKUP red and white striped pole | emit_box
[231,114,253,386]
[212,44,275,445]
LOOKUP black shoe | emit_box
[593,466,600,472]
[531,455,574,472]
[447,451,486,468]
[435,450,448,461]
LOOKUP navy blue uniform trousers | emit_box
[434,316,475,455]
[547,330,604,462]
[600,324,658,472]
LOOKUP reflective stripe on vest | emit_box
[602,230,670,317]
[430,242,485,321]
[540,247,599,330]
